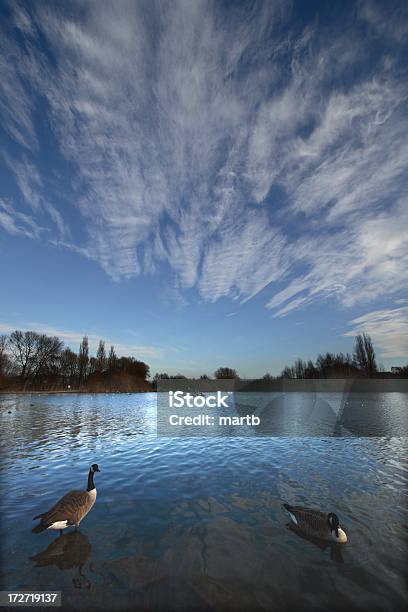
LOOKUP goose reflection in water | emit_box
[286,522,344,564]
[30,531,92,588]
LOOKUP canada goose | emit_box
[283,503,347,543]
[32,464,100,535]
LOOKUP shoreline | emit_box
[1,377,407,396]
[0,389,153,395]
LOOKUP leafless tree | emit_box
[214,367,238,379]
[88,356,97,375]
[304,360,318,378]
[353,333,377,376]
[31,334,63,381]
[7,331,62,387]
[78,336,89,385]
[108,345,117,371]
[60,348,79,383]
[294,358,307,379]
[280,365,295,379]
[8,330,39,380]
[1,330,151,391]
[96,340,107,372]
[0,335,10,377]
[153,372,170,381]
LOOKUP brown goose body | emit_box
[283,503,347,543]
[32,464,100,534]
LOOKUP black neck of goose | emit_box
[87,469,95,492]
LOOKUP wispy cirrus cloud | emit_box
[0,199,44,238]
[1,151,68,236]
[345,306,408,358]
[0,0,407,329]
[267,198,408,316]
[358,0,408,42]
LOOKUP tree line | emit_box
[275,334,407,379]
[152,367,238,383]
[0,331,150,392]
[0,331,406,392]
[153,334,406,382]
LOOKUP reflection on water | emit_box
[158,390,408,437]
[31,532,92,589]
[235,391,408,437]
[286,523,345,564]
[0,392,407,611]
[31,532,91,570]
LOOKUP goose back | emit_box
[32,489,96,533]
[284,504,331,538]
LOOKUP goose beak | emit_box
[96,467,100,472]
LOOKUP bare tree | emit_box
[1,330,152,391]
[214,367,238,379]
[31,334,63,381]
[78,336,89,385]
[60,348,79,383]
[294,358,307,379]
[304,360,318,378]
[96,340,107,372]
[88,356,97,375]
[363,334,377,376]
[8,330,39,380]
[353,333,377,376]
[108,345,117,371]
[7,331,63,387]
[0,335,10,377]
[153,372,170,381]
[280,365,295,379]
[316,352,335,376]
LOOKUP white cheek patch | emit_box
[335,528,348,543]
[288,512,298,526]
[47,520,68,530]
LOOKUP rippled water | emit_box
[0,392,407,611]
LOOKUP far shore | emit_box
[1,378,407,396]
[0,389,153,395]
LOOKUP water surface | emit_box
[0,392,407,611]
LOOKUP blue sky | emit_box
[0,0,407,377]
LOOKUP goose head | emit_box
[91,464,100,473]
[328,512,347,543]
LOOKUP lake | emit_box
[0,392,407,611]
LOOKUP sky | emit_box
[0,0,407,377]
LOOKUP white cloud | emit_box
[345,306,408,358]
[1,152,68,236]
[267,198,408,315]
[0,199,44,238]
[358,0,408,43]
[0,0,406,322]
[0,34,38,149]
